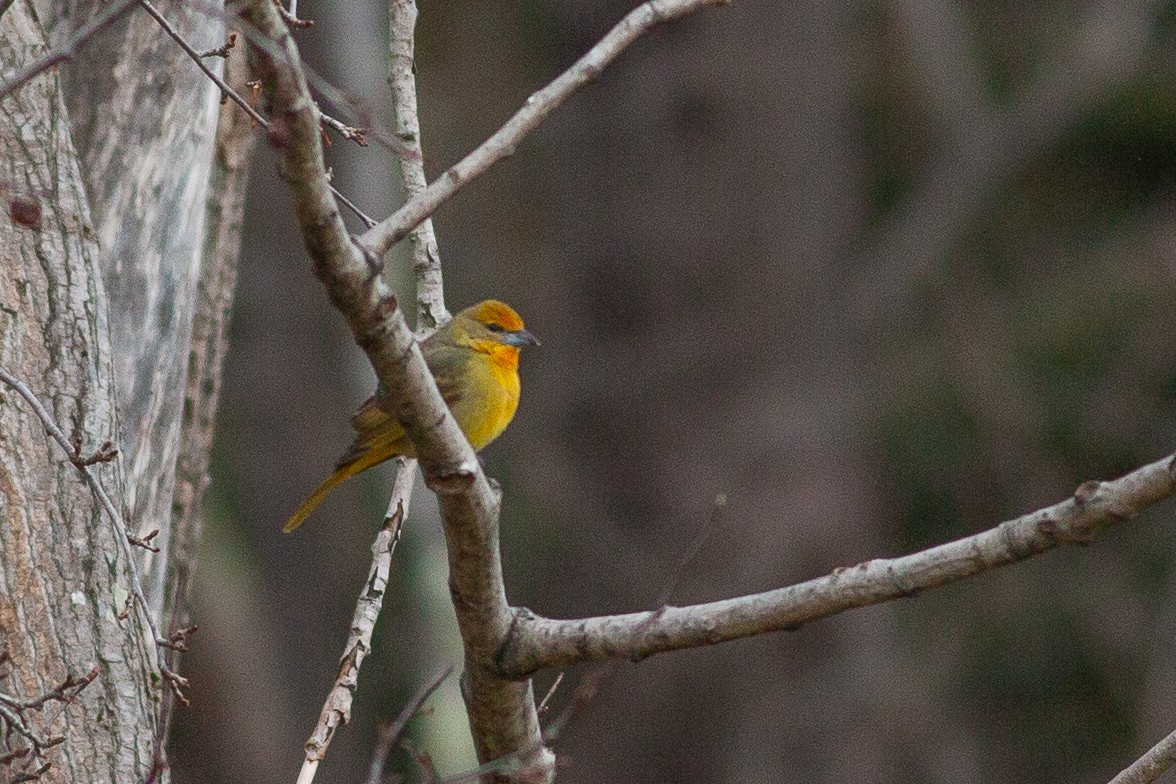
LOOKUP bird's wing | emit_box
[336,346,471,469]
[349,396,392,438]
[335,397,399,469]
[424,343,472,410]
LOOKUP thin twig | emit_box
[185,0,410,160]
[139,0,374,228]
[295,465,414,781]
[436,493,729,783]
[198,32,237,59]
[226,2,414,159]
[0,666,99,712]
[655,492,728,607]
[535,672,564,718]
[2,0,403,168]
[319,108,368,146]
[0,370,190,704]
[147,569,194,783]
[1110,728,1176,784]
[540,493,728,743]
[127,528,160,553]
[274,0,312,28]
[327,185,376,229]
[366,665,455,784]
[400,737,440,784]
[0,701,59,756]
[0,0,141,100]
[434,746,543,784]
[8,762,52,784]
[0,665,97,782]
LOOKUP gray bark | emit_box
[0,6,157,782]
[1,1,248,781]
[54,0,226,622]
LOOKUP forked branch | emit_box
[239,0,726,779]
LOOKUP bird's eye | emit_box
[485,323,505,333]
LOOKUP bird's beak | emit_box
[504,329,540,347]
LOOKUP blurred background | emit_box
[170,0,1176,781]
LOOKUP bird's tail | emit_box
[282,447,389,533]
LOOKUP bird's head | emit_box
[451,300,540,360]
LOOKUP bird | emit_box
[283,299,539,533]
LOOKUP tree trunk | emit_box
[0,6,158,781]
[52,0,226,623]
[1,1,249,780]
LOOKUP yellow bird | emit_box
[284,300,539,533]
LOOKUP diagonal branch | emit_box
[293,3,454,779]
[1110,727,1176,784]
[139,0,375,228]
[500,452,1176,676]
[294,463,412,784]
[0,0,140,100]
[358,0,730,258]
[365,664,454,784]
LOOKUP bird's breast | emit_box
[454,350,521,451]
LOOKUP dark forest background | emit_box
[170,1,1176,782]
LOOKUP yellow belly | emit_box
[450,351,521,450]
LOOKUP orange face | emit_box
[459,301,539,367]
[469,300,527,332]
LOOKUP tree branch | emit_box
[294,464,412,784]
[138,0,375,230]
[292,2,454,777]
[0,0,140,100]
[357,0,730,259]
[388,0,448,330]
[1110,727,1176,784]
[0,664,98,779]
[501,452,1176,676]
[365,665,454,784]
